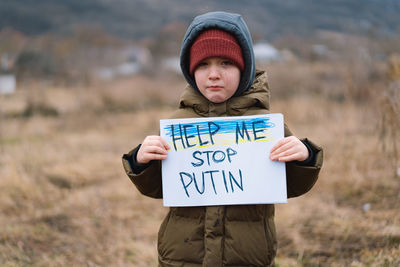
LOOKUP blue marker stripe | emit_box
[164,118,275,137]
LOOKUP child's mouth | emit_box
[208,86,224,90]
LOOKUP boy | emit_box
[122,11,323,267]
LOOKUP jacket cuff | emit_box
[286,138,323,198]
[122,146,163,199]
[295,139,316,166]
[122,144,152,175]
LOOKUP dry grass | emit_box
[271,97,400,266]
[0,61,399,266]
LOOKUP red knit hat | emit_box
[189,29,244,75]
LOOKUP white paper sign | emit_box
[160,113,287,207]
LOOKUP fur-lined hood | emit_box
[180,11,256,97]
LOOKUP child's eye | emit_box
[221,60,233,66]
[197,62,208,67]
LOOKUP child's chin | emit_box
[206,94,228,103]
[209,97,227,103]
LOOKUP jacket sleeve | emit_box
[284,125,323,198]
[122,145,163,199]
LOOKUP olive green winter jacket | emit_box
[122,70,323,266]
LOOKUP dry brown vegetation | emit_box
[0,60,399,266]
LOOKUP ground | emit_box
[0,61,399,266]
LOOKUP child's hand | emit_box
[137,136,170,164]
[269,136,309,162]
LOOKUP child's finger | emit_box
[277,152,304,162]
[270,146,296,161]
[277,146,298,157]
[270,141,295,157]
[147,153,168,161]
[144,145,168,155]
[277,155,296,162]
[144,138,169,151]
[270,139,297,158]
[140,153,167,163]
[270,137,290,153]
[160,137,170,150]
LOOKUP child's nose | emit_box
[208,65,221,80]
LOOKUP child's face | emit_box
[194,57,240,103]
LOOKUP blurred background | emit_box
[0,0,399,266]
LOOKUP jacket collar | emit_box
[179,70,270,117]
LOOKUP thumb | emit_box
[160,137,170,150]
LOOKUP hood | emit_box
[180,11,256,97]
[179,70,269,117]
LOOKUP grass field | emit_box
[0,61,399,266]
